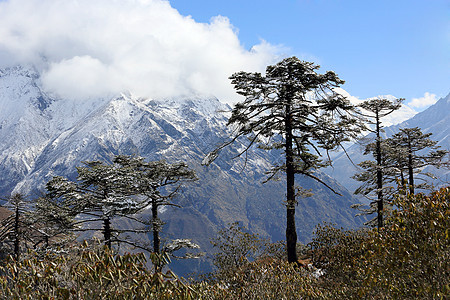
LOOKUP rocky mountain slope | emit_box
[0,65,365,274]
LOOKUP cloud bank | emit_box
[408,92,438,109]
[0,0,282,103]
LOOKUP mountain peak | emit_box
[1,64,367,275]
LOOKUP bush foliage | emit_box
[0,242,197,299]
[0,187,448,299]
[311,187,450,299]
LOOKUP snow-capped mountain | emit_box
[0,65,365,274]
[325,92,450,195]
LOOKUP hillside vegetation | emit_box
[1,187,448,299]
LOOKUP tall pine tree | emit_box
[353,97,403,228]
[204,57,361,263]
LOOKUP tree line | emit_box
[1,186,448,298]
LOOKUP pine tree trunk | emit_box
[14,205,20,260]
[400,170,405,189]
[375,110,384,229]
[285,99,298,264]
[103,216,112,249]
[408,151,415,194]
[152,198,160,255]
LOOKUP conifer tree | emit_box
[113,155,197,255]
[385,127,448,194]
[0,194,26,259]
[0,194,47,259]
[353,97,403,228]
[42,155,197,256]
[44,160,138,248]
[204,57,361,263]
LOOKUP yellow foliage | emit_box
[0,243,196,299]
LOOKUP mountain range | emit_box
[3,65,447,275]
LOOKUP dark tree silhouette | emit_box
[204,57,361,263]
[353,97,403,228]
[0,194,50,259]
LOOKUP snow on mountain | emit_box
[0,65,110,194]
[0,65,232,193]
[0,65,365,275]
[335,88,418,127]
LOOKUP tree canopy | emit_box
[385,127,448,194]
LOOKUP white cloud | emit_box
[0,0,283,103]
[42,56,122,100]
[408,92,438,108]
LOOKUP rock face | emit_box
[0,65,365,275]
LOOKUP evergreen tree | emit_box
[353,97,403,228]
[203,57,361,263]
[42,155,197,259]
[44,160,139,249]
[385,127,448,194]
[0,194,26,259]
[352,141,398,225]
[113,155,197,255]
[31,194,75,251]
[0,194,48,259]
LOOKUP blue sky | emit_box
[0,0,448,112]
[170,0,450,109]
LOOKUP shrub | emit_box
[195,258,327,299]
[0,242,197,299]
[310,187,450,299]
